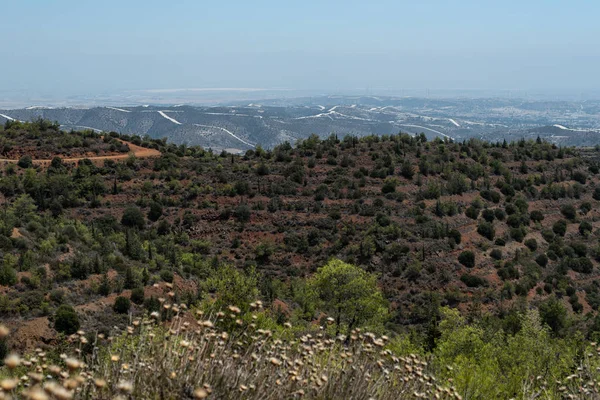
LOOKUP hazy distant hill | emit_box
[2,97,600,150]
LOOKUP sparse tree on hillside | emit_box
[308,259,387,335]
[400,160,415,179]
[203,264,259,312]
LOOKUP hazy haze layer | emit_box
[1,0,599,103]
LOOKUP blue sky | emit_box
[1,0,599,97]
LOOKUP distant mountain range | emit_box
[2,96,600,150]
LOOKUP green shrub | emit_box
[458,251,475,268]
[536,254,549,267]
[560,204,577,220]
[539,297,567,335]
[465,206,479,220]
[461,273,488,288]
[490,249,503,260]
[121,207,145,229]
[381,178,397,194]
[130,288,145,305]
[494,208,506,220]
[553,220,568,237]
[54,304,80,334]
[542,229,555,242]
[573,171,587,184]
[524,239,538,251]
[567,257,593,273]
[448,229,462,245]
[113,296,131,314]
[49,289,65,304]
[530,210,544,222]
[0,264,17,286]
[147,201,163,222]
[570,242,587,257]
[498,265,520,280]
[17,155,32,169]
[0,338,7,362]
[160,270,174,283]
[477,221,495,240]
[508,227,524,242]
[579,221,593,236]
[580,202,592,215]
[400,161,414,179]
[144,296,161,313]
[234,204,251,223]
[481,209,495,222]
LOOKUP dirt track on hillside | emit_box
[0,139,161,165]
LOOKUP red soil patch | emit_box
[7,317,56,353]
[0,139,160,166]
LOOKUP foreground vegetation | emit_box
[0,306,456,399]
[3,120,600,397]
[1,296,600,399]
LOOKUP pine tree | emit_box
[142,268,150,286]
[98,273,111,296]
[124,266,136,290]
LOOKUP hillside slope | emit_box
[2,122,600,398]
[0,122,599,341]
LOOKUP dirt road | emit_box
[0,139,161,165]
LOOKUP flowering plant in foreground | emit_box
[0,301,461,400]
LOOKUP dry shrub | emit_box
[0,302,459,400]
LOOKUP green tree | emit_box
[17,155,32,169]
[539,296,567,335]
[381,177,397,194]
[121,206,145,229]
[123,266,137,289]
[98,273,111,296]
[308,259,387,335]
[54,305,80,334]
[255,162,269,176]
[553,220,568,237]
[465,206,479,220]
[70,258,89,280]
[579,221,593,236]
[435,307,577,398]
[477,221,495,240]
[203,264,259,312]
[359,236,376,259]
[147,201,163,222]
[0,260,17,286]
[530,210,545,222]
[233,204,251,223]
[560,204,577,220]
[130,287,145,305]
[113,296,131,314]
[400,160,415,179]
[12,194,37,222]
[458,251,475,268]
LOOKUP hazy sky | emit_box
[2,0,599,97]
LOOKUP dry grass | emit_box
[7,302,600,399]
[0,302,460,400]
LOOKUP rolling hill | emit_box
[2,97,600,152]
